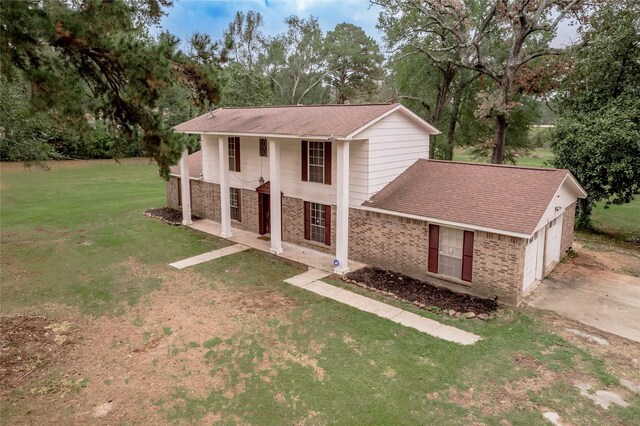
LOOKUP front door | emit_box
[259,193,270,235]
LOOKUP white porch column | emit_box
[334,140,350,274]
[218,136,232,237]
[269,139,283,254]
[180,149,192,225]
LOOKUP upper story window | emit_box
[301,140,331,185]
[259,138,268,157]
[228,137,240,172]
[308,142,324,183]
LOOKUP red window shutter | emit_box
[304,201,310,240]
[428,224,439,273]
[236,189,242,222]
[301,140,308,181]
[324,141,332,185]
[234,137,241,172]
[324,204,331,246]
[461,230,474,282]
[177,178,182,207]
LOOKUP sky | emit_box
[157,0,579,52]
[158,0,383,47]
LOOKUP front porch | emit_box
[189,218,366,273]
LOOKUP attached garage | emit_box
[358,159,587,306]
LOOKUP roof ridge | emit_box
[422,158,562,172]
[219,103,397,110]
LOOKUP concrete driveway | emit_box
[528,250,640,343]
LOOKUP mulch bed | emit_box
[345,267,499,315]
[144,207,185,225]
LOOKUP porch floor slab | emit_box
[285,268,481,345]
[189,219,366,273]
[169,244,250,269]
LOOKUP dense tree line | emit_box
[1,0,637,221]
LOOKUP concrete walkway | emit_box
[169,244,249,269]
[285,268,481,345]
[190,219,366,273]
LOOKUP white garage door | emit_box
[545,215,563,266]
[523,231,539,291]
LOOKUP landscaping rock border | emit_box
[344,267,498,318]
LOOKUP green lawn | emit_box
[1,160,639,424]
[452,147,554,168]
[591,198,640,240]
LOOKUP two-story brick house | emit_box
[168,103,586,306]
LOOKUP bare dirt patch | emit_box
[0,316,76,395]
[555,241,640,279]
[535,310,640,382]
[345,267,498,314]
[2,259,306,424]
[448,352,592,417]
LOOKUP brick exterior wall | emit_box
[167,177,220,222]
[560,202,576,256]
[167,177,179,209]
[282,196,336,254]
[349,209,429,279]
[234,189,259,233]
[472,231,527,306]
[348,209,527,306]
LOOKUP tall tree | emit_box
[375,0,588,164]
[223,10,264,69]
[325,23,384,104]
[551,0,640,229]
[260,16,328,105]
[0,0,221,176]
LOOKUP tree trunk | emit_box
[444,90,462,161]
[576,198,593,230]
[429,65,456,158]
[492,114,508,164]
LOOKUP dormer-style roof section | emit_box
[364,160,587,237]
[173,103,439,139]
[169,150,202,178]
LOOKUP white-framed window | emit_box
[438,227,464,279]
[230,187,241,221]
[310,202,326,244]
[259,138,268,157]
[308,141,325,183]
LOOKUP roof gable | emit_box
[173,103,437,138]
[364,160,582,236]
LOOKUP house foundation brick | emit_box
[282,195,336,254]
[349,208,527,306]
[560,202,576,256]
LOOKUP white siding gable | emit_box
[355,109,432,200]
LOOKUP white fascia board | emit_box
[346,104,440,139]
[168,173,202,180]
[173,130,346,141]
[357,206,531,238]
[565,173,588,198]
